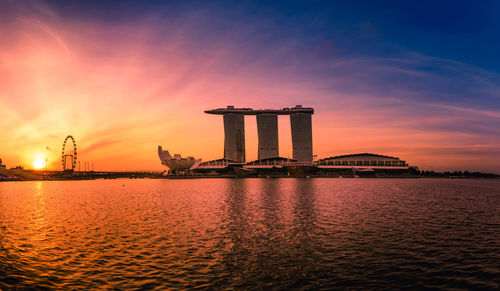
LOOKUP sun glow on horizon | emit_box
[33,155,46,170]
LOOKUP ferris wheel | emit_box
[61,135,77,171]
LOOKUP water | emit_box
[1,178,499,290]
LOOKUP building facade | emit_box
[256,114,279,160]
[205,105,314,163]
[316,153,408,169]
[290,112,313,162]
[223,113,246,163]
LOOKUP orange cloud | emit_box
[0,2,499,173]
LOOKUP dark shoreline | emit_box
[2,175,499,182]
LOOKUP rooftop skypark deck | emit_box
[204,105,314,115]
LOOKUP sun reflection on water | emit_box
[26,181,49,258]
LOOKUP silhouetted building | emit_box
[290,106,313,162]
[223,111,246,162]
[158,146,201,172]
[256,114,279,160]
[205,105,314,163]
[316,153,408,168]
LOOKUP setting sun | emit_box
[33,157,45,170]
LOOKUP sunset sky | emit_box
[1,0,499,173]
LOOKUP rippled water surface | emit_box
[1,178,499,289]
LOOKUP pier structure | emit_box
[205,105,314,163]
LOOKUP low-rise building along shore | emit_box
[188,153,416,177]
[316,153,408,169]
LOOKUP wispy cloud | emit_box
[0,1,498,172]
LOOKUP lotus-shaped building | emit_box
[158,146,201,172]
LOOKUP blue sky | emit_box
[1,0,499,171]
